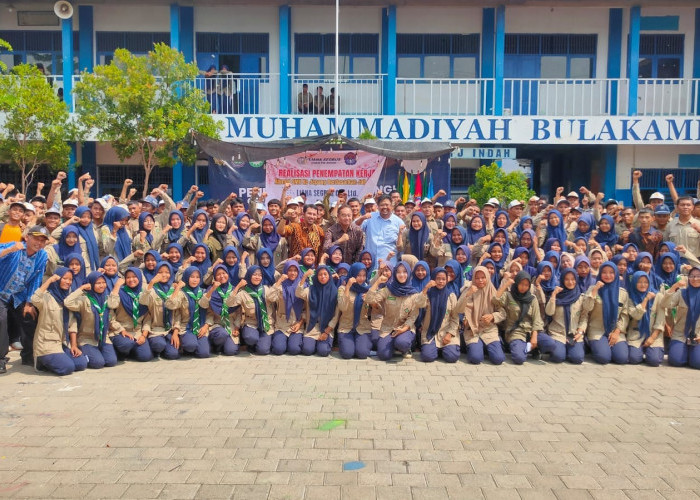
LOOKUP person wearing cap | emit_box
[61,199,78,222]
[433,202,444,220]
[565,191,581,209]
[22,202,37,228]
[527,196,540,217]
[652,204,672,236]
[363,197,377,214]
[0,200,26,243]
[141,186,177,233]
[481,198,499,229]
[667,196,700,258]
[419,198,443,235]
[507,200,524,222]
[42,208,62,239]
[442,199,457,215]
[0,226,50,373]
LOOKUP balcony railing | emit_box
[396,78,494,116]
[290,74,384,115]
[31,74,700,118]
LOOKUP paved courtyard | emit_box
[0,349,699,500]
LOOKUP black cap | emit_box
[27,225,50,239]
[604,199,618,208]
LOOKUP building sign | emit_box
[216,115,700,145]
[451,148,517,159]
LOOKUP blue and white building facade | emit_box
[1,1,699,203]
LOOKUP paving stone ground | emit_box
[0,348,699,500]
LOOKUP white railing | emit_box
[503,78,629,116]
[396,78,494,115]
[290,74,384,115]
[196,73,279,115]
[637,79,700,116]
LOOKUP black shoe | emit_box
[0,359,7,374]
[530,348,541,360]
[21,357,33,366]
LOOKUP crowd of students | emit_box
[0,168,699,376]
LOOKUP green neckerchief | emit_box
[245,285,270,332]
[299,265,314,285]
[154,285,174,329]
[86,293,107,345]
[123,288,142,329]
[185,288,204,336]
[218,283,234,334]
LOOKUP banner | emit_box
[264,150,385,201]
[208,153,452,205]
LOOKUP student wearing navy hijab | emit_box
[417,268,460,363]
[167,266,211,358]
[111,267,152,362]
[444,259,464,297]
[580,262,630,364]
[626,271,663,367]
[200,264,239,356]
[165,210,186,247]
[659,267,700,369]
[65,253,87,291]
[256,248,278,286]
[227,266,275,355]
[296,265,339,357]
[140,261,180,360]
[653,252,680,291]
[546,209,568,249]
[30,267,88,375]
[102,206,131,263]
[574,255,596,294]
[164,243,184,274]
[465,215,487,245]
[534,261,557,313]
[337,262,373,359]
[401,212,431,262]
[364,261,420,361]
[267,261,305,355]
[543,268,585,364]
[573,212,596,241]
[222,245,246,287]
[70,206,101,273]
[594,214,618,251]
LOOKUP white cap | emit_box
[23,202,35,212]
[420,197,433,205]
[650,192,665,201]
[567,191,579,198]
[314,200,324,206]
[364,198,376,205]
[92,198,109,210]
[529,196,540,202]
[508,200,523,209]
[62,199,78,207]
[485,197,500,207]
[287,196,303,206]
[434,202,443,208]
[68,188,78,195]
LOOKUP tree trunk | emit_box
[142,164,152,199]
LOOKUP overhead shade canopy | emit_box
[193,132,454,163]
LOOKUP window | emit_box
[0,30,79,74]
[397,34,479,79]
[633,168,699,199]
[505,34,597,78]
[637,34,683,78]
[294,34,378,75]
[96,32,170,65]
[195,33,269,73]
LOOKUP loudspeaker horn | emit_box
[54,1,73,19]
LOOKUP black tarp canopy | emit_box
[193,132,454,164]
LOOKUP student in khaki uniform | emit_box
[226,266,275,355]
[494,270,544,365]
[544,268,585,364]
[659,268,700,369]
[456,266,506,365]
[626,271,663,367]
[139,261,180,360]
[110,267,152,362]
[64,271,121,369]
[296,265,339,357]
[336,262,373,359]
[579,261,630,365]
[31,267,88,375]
[199,264,240,356]
[166,266,211,358]
[398,212,451,269]
[243,214,288,267]
[364,261,421,361]
[266,261,305,355]
[133,212,165,255]
[52,206,101,274]
[417,268,460,363]
[46,225,80,278]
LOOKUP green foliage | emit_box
[0,38,12,72]
[468,162,535,207]
[73,43,222,196]
[0,64,74,193]
[358,128,377,140]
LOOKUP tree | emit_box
[0,64,74,194]
[73,43,222,196]
[468,161,535,207]
[0,38,12,72]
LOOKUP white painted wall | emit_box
[291,6,382,34]
[397,7,482,34]
[616,144,700,190]
[92,4,169,32]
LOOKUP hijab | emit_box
[543,237,562,255]
[281,261,304,321]
[100,256,119,293]
[74,206,100,270]
[387,261,417,297]
[595,214,618,249]
[165,242,184,273]
[628,271,655,340]
[444,259,464,297]
[256,247,276,286]
[142,249,162,283]
[681,267,700,339]
[85,271,110,346]
[222,245,242,286]
[233,213,249,244]
[519,229,539,267]
[597,261,621,335]
[54,225,80,263]
[574,254,596,294]
[210,213,230,248]
[408,212,430,261]
[516,216,533,238]
[166,210,185,244]
[47,267,72,342]
[508,271,535,334]
[463,266,497,334]
[574,212,596,241]
[556,268,581,334]
[208,264,236,320]
[492,228,511,260]
[326,245,344,273]
[654,252,680,289]
[138,212,155,246]
[181,266,206,334]
[513,247,537,277]
[348,262,370,331]
[119,267,148,328]
[153,261,174,329]
[494,209,510,229]
[191,243,212,277]
[411,261,431,292]
[481,258,500,288]
[259,213,280,252]
[359,249,375,274]
[544,250,561,277]
[466,215,486,245]
[455,245,473,281]
[536,261,557,297]
[66,252,86,291]
[425,268,451,340]
[299,247,317,274]
[335,263,350,286]
[103,206,131,261]
[306,265,338,333]
[191,209,210,244]
[243,266,270,336]
[546,209,568,248]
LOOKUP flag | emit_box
[409,173,415,199]
[401,169,410,202]
[427,169,434,198]
[415,170,423,199]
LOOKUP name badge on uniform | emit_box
[387,296,396,301]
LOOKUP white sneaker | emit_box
[11,341,22,351]
[403,351,412,358]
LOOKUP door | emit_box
[504,55,539,115]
